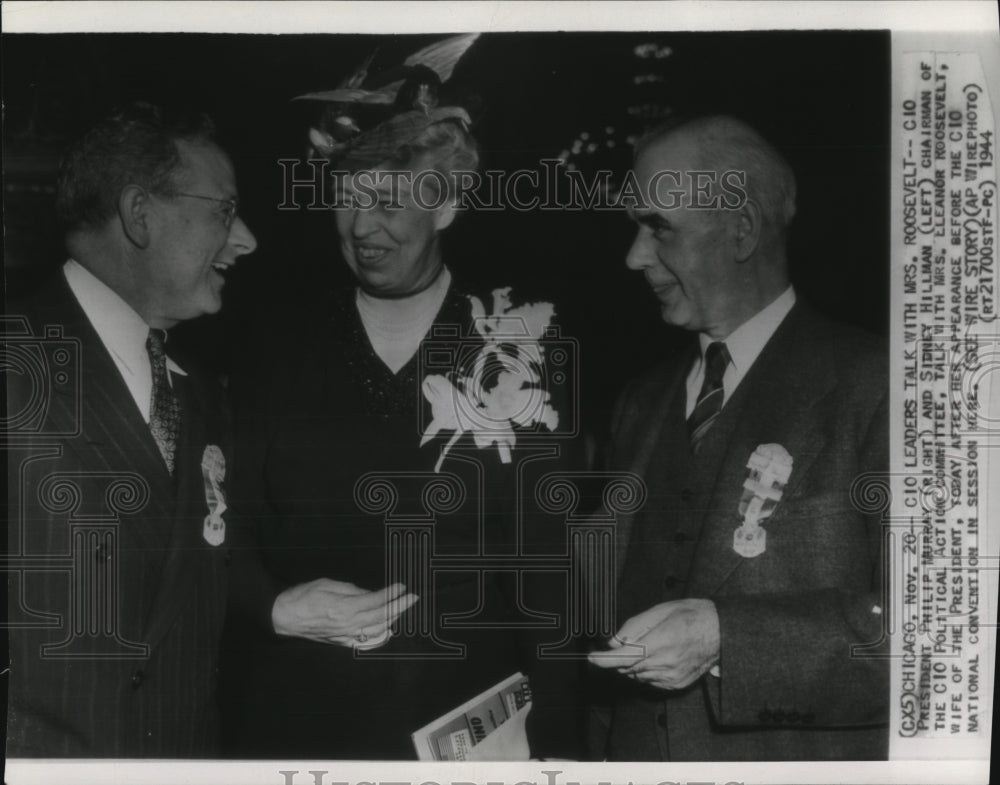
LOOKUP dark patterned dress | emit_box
[223,283,582,759]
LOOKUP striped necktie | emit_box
[687,341,730,450]
[146,328,181,475]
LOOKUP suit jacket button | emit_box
[662,576,679,589]
[772,710,786,723]
[657,712,668,728]
[131,669,145,690]
[787,711,801,723]
[758,709,772,722]
[674,531,689,544]
[802,712,815,724]
[680,488,694,502]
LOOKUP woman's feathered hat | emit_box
[294,34,480,170]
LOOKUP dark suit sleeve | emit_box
[225,351,290,634]
[708,386,890,728]
[510,348,587,760]
[227,526,287,634]
[583,373,663,760]
[518,528,587,760]
[604,380,633,473]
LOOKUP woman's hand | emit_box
[271,579,419,648]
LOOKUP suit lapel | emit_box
[614,348,694,582]
[81,348,175,490]
[689,305,836,597]
[39,277,177,545]
[30,276,207,652]
[141,367,217,652]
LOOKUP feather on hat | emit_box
[295,34,479,168]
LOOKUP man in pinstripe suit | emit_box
[6,102,257,756]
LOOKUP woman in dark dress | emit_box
[224,41,581,760]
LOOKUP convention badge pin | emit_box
[733,519,767,558]
[201,444,227,546]
[733,444,793,558]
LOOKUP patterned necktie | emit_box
[688,341,730,450]
[146,328,181,475]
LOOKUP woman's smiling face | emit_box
[335,163,455,297]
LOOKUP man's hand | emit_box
[271,579,419,648]
[588,599,720,690]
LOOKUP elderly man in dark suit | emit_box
[5,102,256,756]
[589,115,889,760]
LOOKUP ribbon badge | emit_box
[201,444,227,546]
[733,443,793,558]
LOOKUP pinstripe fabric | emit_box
[6,274,228,757]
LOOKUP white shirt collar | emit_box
[686,286,796,416]
[698,285,797,374]
[63,260,186,422]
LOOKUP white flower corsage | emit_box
[420,288,559,472]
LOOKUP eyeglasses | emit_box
[174,192,239,229]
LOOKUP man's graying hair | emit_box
[636,114,797,234]
[56,101,216,232]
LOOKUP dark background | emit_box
[3,30,890,437]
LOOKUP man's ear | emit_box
[734,198,762,262]
[118,185,152,249]
[434,201,458,232]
